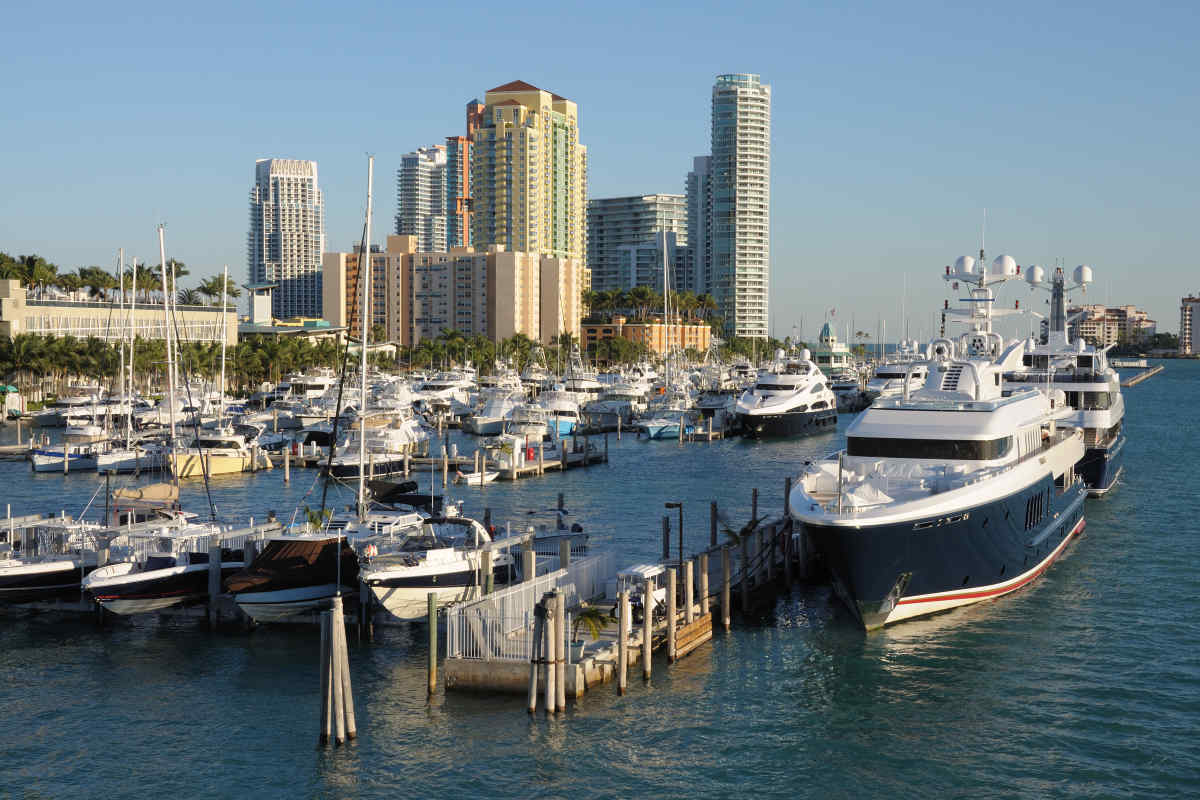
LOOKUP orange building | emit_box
[582,314,711,355]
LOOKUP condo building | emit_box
[684,156,712,295]
[587,195,686,293]
[1180,296,1200,355]
[710,73,771,338]
[248,158,325,319]
[1067,304,1157,347]
[320,246,390,339]
[395,146,449,252]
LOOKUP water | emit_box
[3,362,1198,798]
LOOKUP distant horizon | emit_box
[2,1,1196,335]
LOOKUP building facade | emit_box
[395,146,449,252]
[469,80,588,275]
[0,280,237,346]
[581,314,711,356]
[248,158,325,319]
[321,247,390,339]
[587,195,686,292]
[710,74,770,338]
[685,156,712,296]
[1067,304,1157,347]
[1180,296,1200,355]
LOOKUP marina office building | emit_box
[0,279,238,346]
[322,235,582,346]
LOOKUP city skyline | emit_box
[2,1,1197,335]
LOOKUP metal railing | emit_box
[446,551,614,661]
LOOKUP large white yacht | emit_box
[790,255,1089,630]
[735,349,837,438]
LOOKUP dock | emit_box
[1121,364,1163,387]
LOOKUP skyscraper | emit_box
[1180,296,1200,354]
[685,156,712,296]
[469,80,588,272]
[248,158,325,319]
[710,73,770,338]
[587,194,686,293]
[395,145,448,252]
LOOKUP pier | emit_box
[1121,364,1164,387]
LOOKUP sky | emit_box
[2,0,1197,336]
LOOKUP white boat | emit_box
[328,411,428,478]
[462,388,524,436]
[536,388,580,437]
[736,349,838,438]
[30,444,101,473]
[454,469,500,485]
[168,429,272,478]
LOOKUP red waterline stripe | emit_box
[897,518,1086,606]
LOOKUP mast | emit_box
[129,258,137,421]
[117,248,125,421]
[218,265,228,429]
[662,231,671,387]
[358,156,374,520]
[158,225,176,444]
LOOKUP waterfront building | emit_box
[322,235,581,346]
[684,156,712,295]
[587,195,686,292]
[1180,296,1200,354]
[395,146,449,252]
[469,80,588,277]
[710,74,770,339]
[581,313,711,356]
[247,158,325,319]
[1067,304,1157,347]
[0,279,237,345]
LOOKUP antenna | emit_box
[980,208,987,262]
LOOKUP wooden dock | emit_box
[1121,364,1164,387]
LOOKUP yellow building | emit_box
[470,80,588,286]
[582,314,711,355]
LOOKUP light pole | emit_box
[665,502,683,566]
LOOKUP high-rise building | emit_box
[248,158,325,319]
[322,236,581,346]
[587,195,686,293]
[469,80,588,276]
[1180,296,1200,354]
[685,156,712,296]
[444,136,471,249]
[710,73,770,338]
[395,146,448,252]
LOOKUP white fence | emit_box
[446,551,615,661]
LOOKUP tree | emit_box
[78,266,116,300]
[177,287,203,306]
[627,286,656,321]
[198,275,241,305]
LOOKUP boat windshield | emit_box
[847,435,1013,460]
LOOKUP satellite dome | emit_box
[954,255,976,275]
[1026,264,1046,285]
[1074,265,1093,285]
[800,348,812,361]
[992,254,1017,277]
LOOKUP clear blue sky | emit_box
[2,0,1197,336]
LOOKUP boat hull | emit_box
[328,458,410,478]
[169,452,269,478]
[0,561,94,602]
[801,479,1087,630]
[233,583,347,622]
[737,407,837,439]
[89,564,244,615]
[367,565,514,621]
[1079,434,1125,497]
[30,450,98,472]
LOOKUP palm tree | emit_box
[627,286,656,321]
[78,266,116,300]
[696,293,719,321]
[18,255,57,297]
[54,273,83,297]
[177,287,203,306]
[197,275,241,306]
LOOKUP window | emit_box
[847,436,1014,460]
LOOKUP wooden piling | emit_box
[543,593,556,713]
[331,613,347,745]
[560,439,567,473]
[642,576,653,681]
[740,535,750,611]
[207,540,221,626]
[555,589,566,712]
[710,501,718,547]
[617,415,622,441]
[666,567,677,663]
[784,476,792,518]
[767,524,776,583]
[678,415,684,444]
[559,537,570,570]
[521,547,535,583]
[427,592,438,695]
[283,447,290,483]
[537,442,544,475]
[441,450,448,488]
[558,492,565,513]
[333,595,356,740]
[319,612,332,745]
[527,601,544,714]
[721,546,731,631]
[684,559,694,625]
[752,487,758,522]
[617,590,629,695]
[699,553,709,616]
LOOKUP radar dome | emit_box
[1026,264,1046,285]
[800,348,812,361]
[1074,265,1093,285]
[992,254,1017,277]
[953,255,976,275]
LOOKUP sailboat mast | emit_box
[158,225,176,443]
[358,156,374,518]
[129,259,137,414]
[218,265,228,428]
[117,248,125,415]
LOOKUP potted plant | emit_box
[570,603,613,661]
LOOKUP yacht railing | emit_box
[445,552,614,661]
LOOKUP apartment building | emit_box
[248,158,325,319]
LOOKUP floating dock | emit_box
[1121,364,1163,387]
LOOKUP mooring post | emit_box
[740,535,750,611]
[617,590,628,696]
[527,601,544,714]
[560,438,567,472]
[666,567,677,663]
[207,539,221,626]
[559,537,570,571]
[331,609,347,745]
[699,553,709,617]
[427,592,438,695]
[543,593,556,714]
[752,487,758,523]
[558,492,565,514]
[521,544,535,583]
[283,446,290,483]
[319,612,332,745]
[710,501,718,548]
[767,524,776,583]
[662,516,671,562]
[442,449,448,488]
[678,415,684,444]
[334,596,357,740]
[684,559,695,625]
[481,549,493,596]
[642,576,653,681]
[538,442,544,475]
[721,546,731,631]
[617,415,622,441]
[784,476,792,518]
[555,589,567,712]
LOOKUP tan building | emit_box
[470,80,588,281]
[323,235,581,346]
[0,279,237,345]
[1180,296,1200,355]
[1068,304,1156,347]
[321,248,389,339]
[582,314,711,356]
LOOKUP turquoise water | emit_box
[2,361,1197,798]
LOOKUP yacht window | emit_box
[755,383,795,391]
[810,384,825,393]
[847,435,1014,460]
[145,555,176,571]
[193,439,236,449]
[811,401,827,410]
[1082,392,1112,410]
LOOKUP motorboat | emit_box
[735,349,838,438]
[462,389,523,436]
[168,429,273,477]
[536,388,581,438]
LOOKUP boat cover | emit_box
[223,537,358,594]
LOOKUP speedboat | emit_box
[536,388,581,437]
[0,518,105,602]
[735,349,838,438]
[462,389,523,436]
